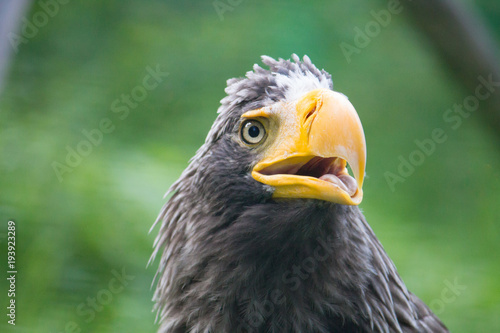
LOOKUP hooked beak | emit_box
[246,88,366,205]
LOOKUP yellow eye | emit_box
[240,120,266,145]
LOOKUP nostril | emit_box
[303,94,323,124]
[302,99,320,137]
[305,105,316,122]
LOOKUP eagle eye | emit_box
[240,120,266,145]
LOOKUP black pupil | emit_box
[248,125,260,138]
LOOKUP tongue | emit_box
[319,173,357,197]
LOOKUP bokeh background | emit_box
[1,0,499,332]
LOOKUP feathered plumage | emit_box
[150,55,448,333]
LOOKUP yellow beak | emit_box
[246,88,366,205]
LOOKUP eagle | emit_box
[150,54,449,333]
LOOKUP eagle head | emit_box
[174,54,365,211]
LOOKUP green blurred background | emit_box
[1,0,499,332]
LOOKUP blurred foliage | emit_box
[0,0,499,332]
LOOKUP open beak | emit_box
[248,88,366,205]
